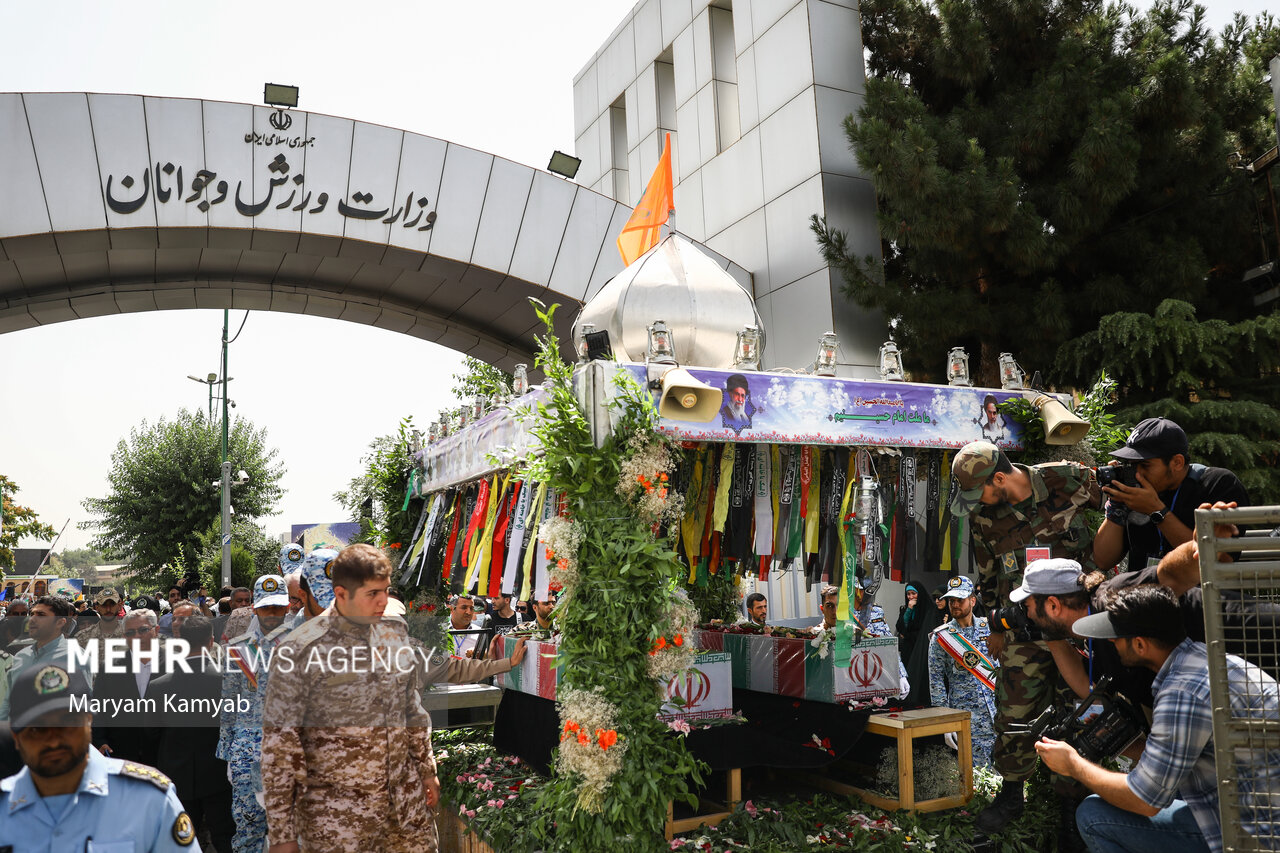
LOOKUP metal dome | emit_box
[572,234,763,368]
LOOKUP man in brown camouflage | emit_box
[261,544,440,853]
[261,546,529,853]
[73,588,126,666]
[950,441,1100,837]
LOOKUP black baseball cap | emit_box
[1110,418,1189,461]
[10,664,91,731]
[1071,605,1173,640]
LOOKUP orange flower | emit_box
[658,487,668,499]
[556,558,569,570]
[673,634,683,647]
[544,547,554,560]
[659,472,669,482]
[577,732,589,745]
[564,720,580,733]
[598,729,618,750]
[654,636,667,650]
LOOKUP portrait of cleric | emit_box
[977,394,1007,444]
[721,373,756,434]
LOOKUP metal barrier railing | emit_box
[1194,505,1280,852]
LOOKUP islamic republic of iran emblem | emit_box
[288,547,303,562]
[35,666,69,695]
[948,577,964,589]
[173,812,195,846]
[261,578,279,593]
[963,650,981,669]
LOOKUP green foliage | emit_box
[173,517,281,592]
[452,356,513,404]
[333,416,421,551]
[1059,299,1280,501]
[511,300,705,851]
[80,409,284,585]
[999,371,1131,466]
[0,475,58,571]
[813,0,1278,385]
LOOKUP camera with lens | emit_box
[1016,676,1148,764]
[1095,462,1139,489]
[990,602,1028,633]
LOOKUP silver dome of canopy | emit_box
[572,234,763,369]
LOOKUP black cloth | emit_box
[1119,465,1248,571]
[146,658,234,852]
[490,612,520,631]
[904,595,949,708]
[895,584,925,663]
[210,613,230,643]
[89,660,159,766]
[1102,565,1280,679]
[493,687,870,778]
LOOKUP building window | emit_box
[610,94,629,201]
[709,3,740,151]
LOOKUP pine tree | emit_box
[813,0,1279,384]
[1059,299,1280,500]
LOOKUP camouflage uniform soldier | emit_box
[217,574,293,853]
[73,588,126,666]
[262,544,438,853]
[928,576,998,769]
[950,441,1099,833]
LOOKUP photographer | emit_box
[1093,418,1248,573]
[1036,585,1280,853]
[1014,559,1155,710]
[950,441,1100,833]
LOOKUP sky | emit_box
[0,0,1273,556]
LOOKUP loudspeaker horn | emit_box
[1032,393,1091,445]
[657,369,722,422]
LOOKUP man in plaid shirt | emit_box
[1037,585,1280,853]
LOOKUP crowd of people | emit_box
[0,542,535,852]
[0,415,1276,852]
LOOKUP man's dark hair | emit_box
[32,595,73,625]
[450,594,474,607]
[331,543,392,593]
[168,585,183,597]
[726,374,749,393]
[218,598,232,615]
[1030,571,1107,611]
[745,592,766,609]
[1108,584,1187,650]
[231,587,251,598]
[181,614,214,648]
[983,394,997,408]
[219,586,233,599]
[820,586,840,601]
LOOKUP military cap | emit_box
[300,548,339,609]
[940,576,976,599]
[950,441,1007,516]
[10,664,91,731]
[279,542,306,573]
[253,574,289,609]
[93,588,122,606]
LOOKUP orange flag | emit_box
[616,133,674,267]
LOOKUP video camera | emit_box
[1095,462,1139,489]
[1012,676,1148,764]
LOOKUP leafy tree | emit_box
[333,417,420,554]
[1059,299,1280,501]
[0,475,57,571]
[813,0,1279,385]
[56,547,105,573]
[80,409,285,586]
[177,517,281,592]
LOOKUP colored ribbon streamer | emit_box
[935,627,997,691]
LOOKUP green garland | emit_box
[513,301,705,850]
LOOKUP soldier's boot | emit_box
[1056,797,1087,853]
[974,779,1024,835]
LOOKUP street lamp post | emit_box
[220,309,231,589]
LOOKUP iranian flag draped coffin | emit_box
[694,629,900,703]
[490,635,733,721]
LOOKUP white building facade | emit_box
[573,0,885,374]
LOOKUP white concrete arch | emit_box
[0,93,750,369]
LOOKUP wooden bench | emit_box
[664,767,742,839]
[803,707,974,813]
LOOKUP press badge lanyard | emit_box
[1155,483,1183,555]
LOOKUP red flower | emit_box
[673,634,683,647]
